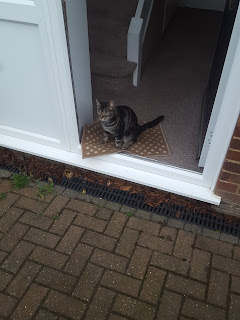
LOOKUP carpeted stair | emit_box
[87,0,138,78]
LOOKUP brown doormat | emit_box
[81,121,171,159]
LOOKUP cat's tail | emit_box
[138,116,164,133]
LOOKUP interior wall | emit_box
[177,0,227,11]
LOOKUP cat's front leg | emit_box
[100,131,110,144]
[115,136,123,149]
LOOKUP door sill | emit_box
[0,134,220,205]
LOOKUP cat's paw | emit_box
[115,144,122,150]
[100,139,107,144]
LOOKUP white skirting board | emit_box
[0,134,221,205]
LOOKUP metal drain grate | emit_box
[1,164,239,237]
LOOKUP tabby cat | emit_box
[96,99,164,150]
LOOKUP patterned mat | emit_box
[81,121,171,159]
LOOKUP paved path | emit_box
[0,169,239,320]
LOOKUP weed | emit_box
[0,192,6,200]
[126,212,135,217]
[37,182,54,199]
[12,172,30,190]
[52,215,59,221]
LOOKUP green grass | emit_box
[12,172,30,190]
[126,212,135,217]
[37,182,54,199]
[0,192,6,200]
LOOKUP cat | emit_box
[96,99,164,150]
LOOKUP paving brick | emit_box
[115,227,139,258]
[157,290,182,320]
[135,210,151,220]
[113,294,156,320]
[184,223,202,234]
[151,251,189,276]
[73,263,103,301]
[167,219,184,229]
[91,197,106,207]
[233,246,240,260]
[120,205,136,215]
[0,179,12,193]
[0,207,23,233]
[64,243,93,276]
[108,315,128,320]
[67,198,97,216]
[127,216,160,235]
[35,309,58,320]
[36,267,77,294]
[0,293,17,318]
[49,209,76,235]
[105,211,128,238]
[15,196,48,214]
[127,246,151,279]
[151,214,168,223]
[14,186,40,201]
[166,273,206,300]
[6,262,41,298]
[19,211,53,231]
[182,298,226,320]
[140,266,166,304]
[101,270,141,297]
[57,225,84,254]
[190,249,211,282]
[138,233,173,254]
[220,233,238,244]
[0,193,20,216]
[196,235,233,257]
[229,293,240,320]
[62,188,79,198]
[104,201,121,211]
[207,269,229,307]
[173,229,195,261]
[43,290,86,320]
[31,246,68,270]
[212,254,240,277]
[159,226,177,241]
[2,241,35,273]
[74,212,107,232]
[11,283,48,320]
[231,276,240,294]
[96,207,113,220]
[77,192,93,202]
[84,287,116,320]
[43,195,69,217]
[202,228,220,240]
[0,250,7,264]
[0,270,13,291]
[0,223,29,252]
[24,228,60,248]
[0,169,13,178]
[81,230,116,251]
[91,248,128,272]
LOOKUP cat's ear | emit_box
[109,100,115,109]
[96,99,101,108]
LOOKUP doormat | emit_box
[81,121,171,159]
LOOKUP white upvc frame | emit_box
[1,0,240,205]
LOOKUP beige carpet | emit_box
[81,121,171,159]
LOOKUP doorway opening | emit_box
[64,0,239,173]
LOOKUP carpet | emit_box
[81,121,171,159]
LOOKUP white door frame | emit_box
[1,0,240,205]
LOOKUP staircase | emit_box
[87,0,138,78]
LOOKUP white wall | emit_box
[178,0,227,11]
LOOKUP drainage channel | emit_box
[1,164,240,237]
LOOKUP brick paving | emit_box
[0,170,240,319]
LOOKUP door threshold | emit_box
[0,134,220,205]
